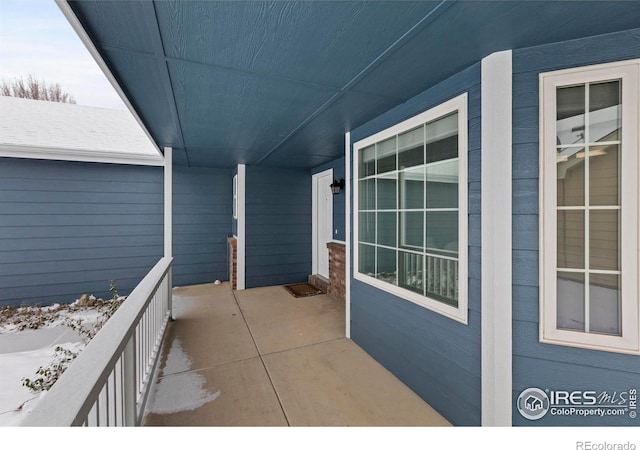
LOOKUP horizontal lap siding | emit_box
[350,63,482,425]
[512,28,640,426]
[245,167,311,289]
[172,166,232,287]
[0,158,163,307]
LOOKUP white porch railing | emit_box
[425,253,458,304]
[21,257,173,426]
[399,251,458,304]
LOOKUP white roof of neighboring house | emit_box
[0,96,163,165]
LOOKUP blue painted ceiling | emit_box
[67,1,640,169]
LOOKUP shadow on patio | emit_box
[143,282,450,427]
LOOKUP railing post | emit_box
[123,334,137,426]
[167,266,174,320]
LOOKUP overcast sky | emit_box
[0,0,126,110]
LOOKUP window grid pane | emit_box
[357,111,460,307]
[555,81,622,336]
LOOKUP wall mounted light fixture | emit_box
[330,178,345,195]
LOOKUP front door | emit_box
[313,169,333,278]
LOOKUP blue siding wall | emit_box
[0,158,163,307]
[349,63,482,425]
[512,28,640,426]
[172,166,232,287]
[245,166,311,288]
[312,157,345,241]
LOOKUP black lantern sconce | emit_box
[330,178,345,195]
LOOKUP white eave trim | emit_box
[0,144,165,166]
[55,0,163,160]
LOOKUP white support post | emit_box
[164,146,172,259]
[237,164,246,290]
[164,147,173,319]
[345,132,351,338]
[167,266,173,320]
[481,50,513,426]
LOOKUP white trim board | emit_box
[345,131,352,339]
[236,164,246,290]
[164,147,173,258]
[480,49,513,427]
[0,144,164,167]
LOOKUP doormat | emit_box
[283,283,323,298]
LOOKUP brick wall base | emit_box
[228,237,237,290]
[327,241,346,302]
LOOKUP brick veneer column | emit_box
[228,237,237,290]
[326,241,346,302]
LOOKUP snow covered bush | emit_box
[0,281,128,394]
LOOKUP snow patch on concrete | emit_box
[145,338,221,415]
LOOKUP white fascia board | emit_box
[345,131,352,339]
[237,164,246,290]
[481,49,513,427]
[55,0,163,160]
[0,144,164,166]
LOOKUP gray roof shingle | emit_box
[0,96,161,160]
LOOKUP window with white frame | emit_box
[540,60,640,354]
[354,93,468,323]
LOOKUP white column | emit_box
[345,132,351,339]
[237,164,246,290]
[164,146,172,258]
[481,50,513,426]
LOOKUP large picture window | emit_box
[540,60,639,354]
[354,93,468,323]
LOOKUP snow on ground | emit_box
[0,341,84,426]
[0,298,122,426]
[1,292,221,427]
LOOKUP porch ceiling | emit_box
[66,1,640,169]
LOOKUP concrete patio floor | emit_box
[143,282,450,427]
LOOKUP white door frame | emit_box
[312,168,333,277]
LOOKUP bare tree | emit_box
[0,75,76,104]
